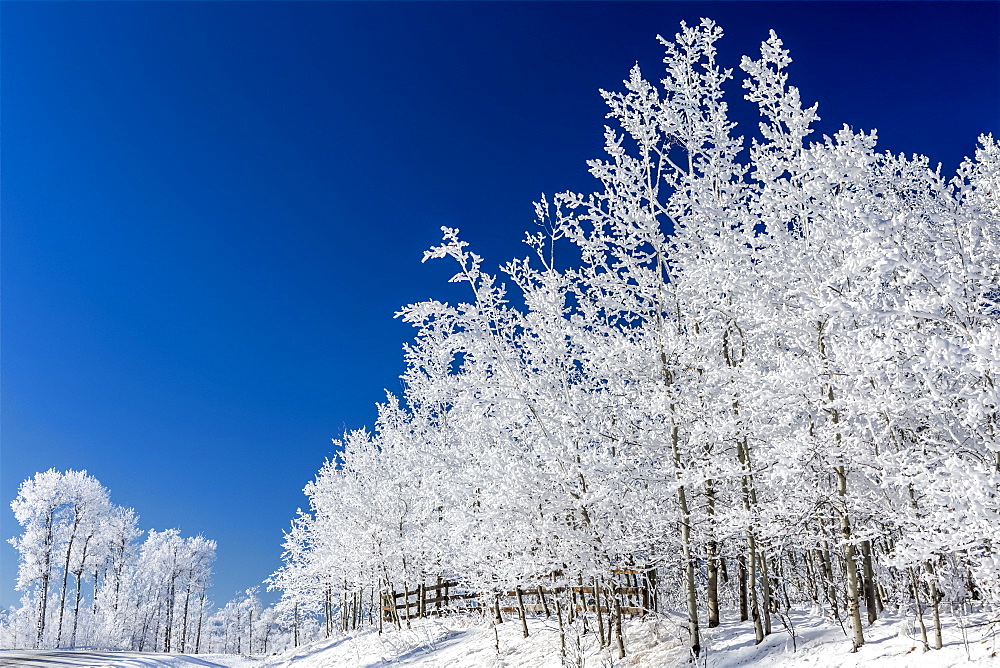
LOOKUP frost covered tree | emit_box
[273,19,998,660]
[4,470,219,653]
[8,469,112,648]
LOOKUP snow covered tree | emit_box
[4,470,218,653]
[274,19,999,660]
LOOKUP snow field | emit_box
[260,607,999,667]
[1,607,994,666]
[0,650,261,667]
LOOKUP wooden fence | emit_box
[381,569,655,625]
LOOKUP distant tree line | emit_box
[1,469,215,651]
[1,469,311,655]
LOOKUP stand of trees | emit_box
[3,472,308,655]
[271,21,1000,659]
[2,469,217,652]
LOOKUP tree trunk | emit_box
[747,532,764,644]
[613,594,626,659]
[325,585,334,636]
[759,552,774,635]
[706,480,720,628]
[860,540,878,625]
[836,465,865,651]
[738,439,764,643]
[70,571,83,646]
[923,561,943,650]
[805,550,821,605]
[594,578,606,647]
[672,421,700,657]
[36,567,50,648]
[35,514,56,648]
[819,537,840,620]
[195,594,205,654]
[293,601,299,647]
[57,533,76,646]
[164,580,175,652]
[181,584,191,653]
[738,555,749,623]
[911,568,930,651]
[92,569,100,616]
[555,594,566,660]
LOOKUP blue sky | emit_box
[2,1,997,608]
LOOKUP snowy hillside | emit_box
[264,608,999,667]
[1,606,995,666]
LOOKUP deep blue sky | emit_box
[2,1,997,609]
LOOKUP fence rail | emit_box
[380,570,655,624]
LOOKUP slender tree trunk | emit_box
[555,594,566,660]
[613,593,626,659]
[325,585,333,636]
[923,561,943,650]
[355,588,361,629]
[836,465,865,651]
[747,532,764,644]
[92,569,100,616]
[911,569,930,651]
[759,552,774,634]
[293,601,300,647]
[181,584,191,653]
[706,480,720,628]
[861,540,878,625]
[672,421,700,657]
[738,555,749,623]
[195,594,205,654]
[36,567,50,648]
[820,536,840,620]
[164,580,175,652]
[70,571,84,646]
[738,439,764,643]
[805,550,820,605]
[777,556,793,611]
[593,577,606,647]
[35,516,55,649]
[57,533,77,646]
[648,568,658,614]
[493,592,503,626]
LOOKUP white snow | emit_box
[0,649,261,667]
[3,608,995,666]
[259,607,999,667]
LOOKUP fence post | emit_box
[515,586,529,638]
[537,585,550,618]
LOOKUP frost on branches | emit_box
[271,20,999,659]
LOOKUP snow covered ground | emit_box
[262,607,999,667]
[0,649,261,667]
[4,608,996,667]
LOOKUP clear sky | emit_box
[2,1,997,609]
